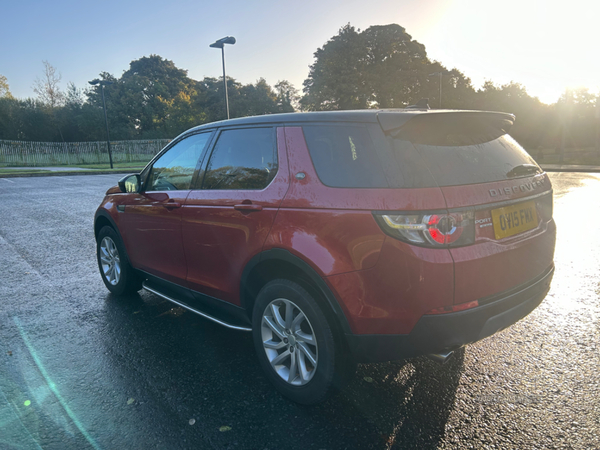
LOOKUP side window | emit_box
[202,128,277,190]
[147,132,212,191]
[303,125,388,188]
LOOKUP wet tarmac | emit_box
[0,173,598,449]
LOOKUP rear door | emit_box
[182,126,289,304]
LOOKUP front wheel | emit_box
[252,279,345,404]
[96,226,142,295]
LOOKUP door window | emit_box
[147,132,212,191]
[202,128,277,190]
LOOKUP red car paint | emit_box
[95,110,556,362]
[120,191,189,285]
[180,129,291,303]
[324,240,455,335]
[266,126,554,335]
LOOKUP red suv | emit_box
[95,109,555,404]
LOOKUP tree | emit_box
[361,24,429,108]
[0,97,57,141]
[236,78,280,116]
[474,81,553,150]
[555,88,599,149]
[55,82,93,141]
[31,61,68,140]
[83,72,127,140]
[2,55,299,142]
[301,24,437,110]
[158,88,207,137]
[301,24,368,110]
[118,55,195,137]
[0,74,13,99]
[194,76,233,123]
[65,82,85,107]
[32,61,64,108]
[274,80,299,112]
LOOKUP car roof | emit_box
[188,110,384,132]
[182,108,515,136]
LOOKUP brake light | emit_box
[537,193,553,220]
[375,210,475,247]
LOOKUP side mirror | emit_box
[118,174,141,193]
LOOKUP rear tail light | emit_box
[374,210,475,247]
[537,193,553,220]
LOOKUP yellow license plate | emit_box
[491,200,538,240]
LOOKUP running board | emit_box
[142,282,252,332]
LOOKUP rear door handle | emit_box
[234,203,263,212]
[163,201,182,210]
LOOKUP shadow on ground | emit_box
[94,290,465,449]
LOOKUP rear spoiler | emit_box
[377,111,515,146]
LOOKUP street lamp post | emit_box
[89,79,114,169]
[209,36,236,120]
[428,71,450,109]
[596,96,600,153]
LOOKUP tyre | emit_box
[96,226,142,295]
[252,279,347,404]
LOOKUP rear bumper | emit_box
[346,265,554,363]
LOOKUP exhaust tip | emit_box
[426,350,454,364]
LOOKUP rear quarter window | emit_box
[302,125,388,188]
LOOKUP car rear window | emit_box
[302,125,388,188]
[391,134,539,187]
[381,112,539,188]
[302,114,539,189]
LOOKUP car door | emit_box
[119,131,213,285]
[182,126,289,304]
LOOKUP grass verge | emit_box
[0,169,52,175]
[74,163,146,170]
[0,168,139,178]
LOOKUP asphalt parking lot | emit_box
[0,173,599,449]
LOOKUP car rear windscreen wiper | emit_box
[506,164,541,178]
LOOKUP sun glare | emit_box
[418,0,600,104]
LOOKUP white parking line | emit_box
[1,178,14,183]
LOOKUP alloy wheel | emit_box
[100,236,121,286]
[260,298,319,386]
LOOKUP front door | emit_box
[120,131,213,285]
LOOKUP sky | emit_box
[1,0,599,105]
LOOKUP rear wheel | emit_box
[96,226,142,295]
[252,279,347,404]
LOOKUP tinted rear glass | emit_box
[392,134,538,187]
[303,125,388,188]
[202,127,277,190]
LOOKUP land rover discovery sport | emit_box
[94,109,555,404]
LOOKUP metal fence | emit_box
[0,139,171,167]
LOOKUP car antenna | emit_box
[405,98,430,110]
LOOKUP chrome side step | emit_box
[142,282,252,332]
